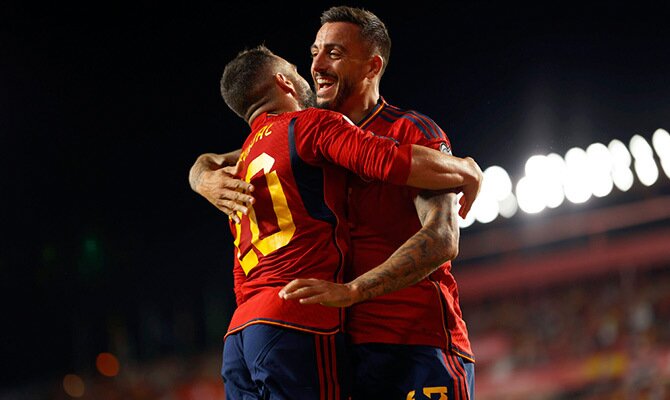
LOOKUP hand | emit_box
[279,278,360,308]
[458,157,483,219]
[196,160,255,223]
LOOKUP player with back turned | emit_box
[210,45,482,399]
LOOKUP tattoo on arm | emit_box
[351,191,459,302]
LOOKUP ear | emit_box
[274,73,297,97]
[365,55,384,79]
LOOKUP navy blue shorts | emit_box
[350,343,475,399]
[221,324,351,400]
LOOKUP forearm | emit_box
[188,150,241,192]
[347,192,459,303]
[348,226,452,303]
[406,145,481,190]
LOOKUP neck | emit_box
[339,83,380,125]
[246,97,302,126]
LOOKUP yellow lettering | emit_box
[239,124,273,163]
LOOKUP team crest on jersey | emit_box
[440,142,452,155]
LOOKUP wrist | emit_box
[345,281,366,305]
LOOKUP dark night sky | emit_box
[1,1,669,386]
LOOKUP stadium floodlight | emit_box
[516,176,545,213]
[484,165,512,201]
[630,135,659,186]
[498,192,518,218]
[544,153,567,208]
[634,158,659,187]
[608,139,634,192]
[586,142,614,198]
[564,147,592,204]
[630,134,655,159]
[653,129,670,179]
[652,128,670,159]
[460,128,666,228]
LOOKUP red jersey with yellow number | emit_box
[225,108,412,337]
[346,98,474,361]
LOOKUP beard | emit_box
[297,79,317,109]
[299,88,317,109]
[315,76,354,112]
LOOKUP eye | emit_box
[328,50,342,59]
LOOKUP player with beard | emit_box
[210,45,481,399]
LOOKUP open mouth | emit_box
[315,76,335,96]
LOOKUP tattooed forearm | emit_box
[352,227,452,302]
[349,191,460,302]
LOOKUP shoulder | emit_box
[380,102,451,146]
[293,108,355,135]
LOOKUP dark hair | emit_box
[220,45,277,121]
[320,6,391,75]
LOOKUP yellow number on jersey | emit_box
[233,153,296,275]
[406,387,448,400]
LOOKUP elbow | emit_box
[443,239,459,262]
[436,228,459,262]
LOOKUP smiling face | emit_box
[310,22,373,117]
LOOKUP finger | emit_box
[219,189,255,206]
[282,286,325,300]
[228,213,241,224]
[299,293,331,305]
[217,200,249,216]
[279,279,319,297]
[219,176,254,193]
[459,196,472,219]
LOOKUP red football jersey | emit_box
[346,98,474,361]
[226,108,412,337]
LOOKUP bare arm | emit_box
[406,145,482,219]
[188,149,256,222]
[279,191,459,307]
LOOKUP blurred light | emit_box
[498,192,518,218]
[473,168,502,224]
[524,155,546,178]
[96,352,120,377]
[564,147,591,204]
[483,165,512,201]
[543,153,567,208]
[612,167,634,192]
[63,374,85,398]
[630,134,659,186]
[516,176,545,214]
[653,129,670,172]
[459,129,667,228]
[474,195,499,224]
[661,157,670,180]
[586,143,614,198]
[609,139,634,192]
[629,134,654,159]
[634,158,659,186]
[653,128,670,156]
[608,139,632,167]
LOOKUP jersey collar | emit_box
[357,97,387,129]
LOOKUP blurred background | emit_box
[2,1,669,399]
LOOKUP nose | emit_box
[311,50,328,74]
